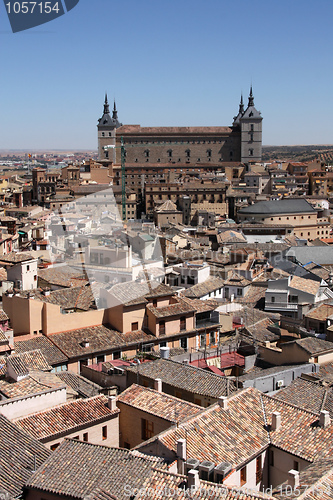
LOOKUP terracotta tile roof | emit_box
[7,349,52,373]
[38,266,88,288]
[126,359,237,398]
[0,356,7,376]
[146,297,196,319]
[117,384,201,422]
[14,335,68,366]
[48,325,153,359]
[181,296,219,313]
[274,377,331,417]
[182,277,225,298]
[305,304,333,321]
[0,370,64,399]
[107,281,174,306]
[223,272,251,287]
[243,317,280,344]
[138,387,333,470]
[289,276,321,296]
[156,200,179,212]
[275,458,333,499]
[0,413,50,498]
[0,251,33,263]
[14,395,119,441]
[19,285,95,311]
[0,310,9,322]
[56,371,103,398]
[136,467,273,499]
[235,285,268,306]
[295,337,333,355]
[118,125,232,134]
[25,439,164,498]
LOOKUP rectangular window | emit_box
[159,320,165,336]
[141,419,154,440]
[113,351,121,360]
[293,460,299,471]
[256,455,262,484]
[240,466,247,486]
[131,322,139,331]
[96,354,105,364]
[180,337,187,350]
[83,433,88,442]
[102,426,107,440]
[180,317,186,331]
[210,331,215,345]
[237,288,242,296]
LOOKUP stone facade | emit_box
[97,89,263,166]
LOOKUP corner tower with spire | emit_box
[97,94,122,161]
[238,86,263,164]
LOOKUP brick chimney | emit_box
[319,410,330,428]
[271,411,281,431]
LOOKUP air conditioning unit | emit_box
[214,462,232,483]
[276,380,284,388]
[199,461,215,482]
[185,458,200,474]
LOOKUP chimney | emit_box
[154,378,162,393]
[176,438,186,475]
[188,469,200,490]
[319,410,331,428]
[218,396,228,410]
[288,469,299,488]
[43,288,50,296]
[271,411,281,431]
[107,396,117,411]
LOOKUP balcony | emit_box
[265,301,298,311]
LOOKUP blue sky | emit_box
[1,0,333,150]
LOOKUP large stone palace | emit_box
[97,89,263,166]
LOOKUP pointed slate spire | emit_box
[248,86,254,107]
[112,99,118,120]
[104,93,110,115]
[239,93,244,114]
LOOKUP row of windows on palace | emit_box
[107,152,257,162]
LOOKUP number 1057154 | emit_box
[5,2,60,14]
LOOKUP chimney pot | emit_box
[288,469,299,488]
[154,378,162,393]
[187,469,200,490]
[271,411,281,431]
[319,410,330,428]
[218,396,228,409]
[107,396,117,411]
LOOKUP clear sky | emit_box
[1,0,333,150]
